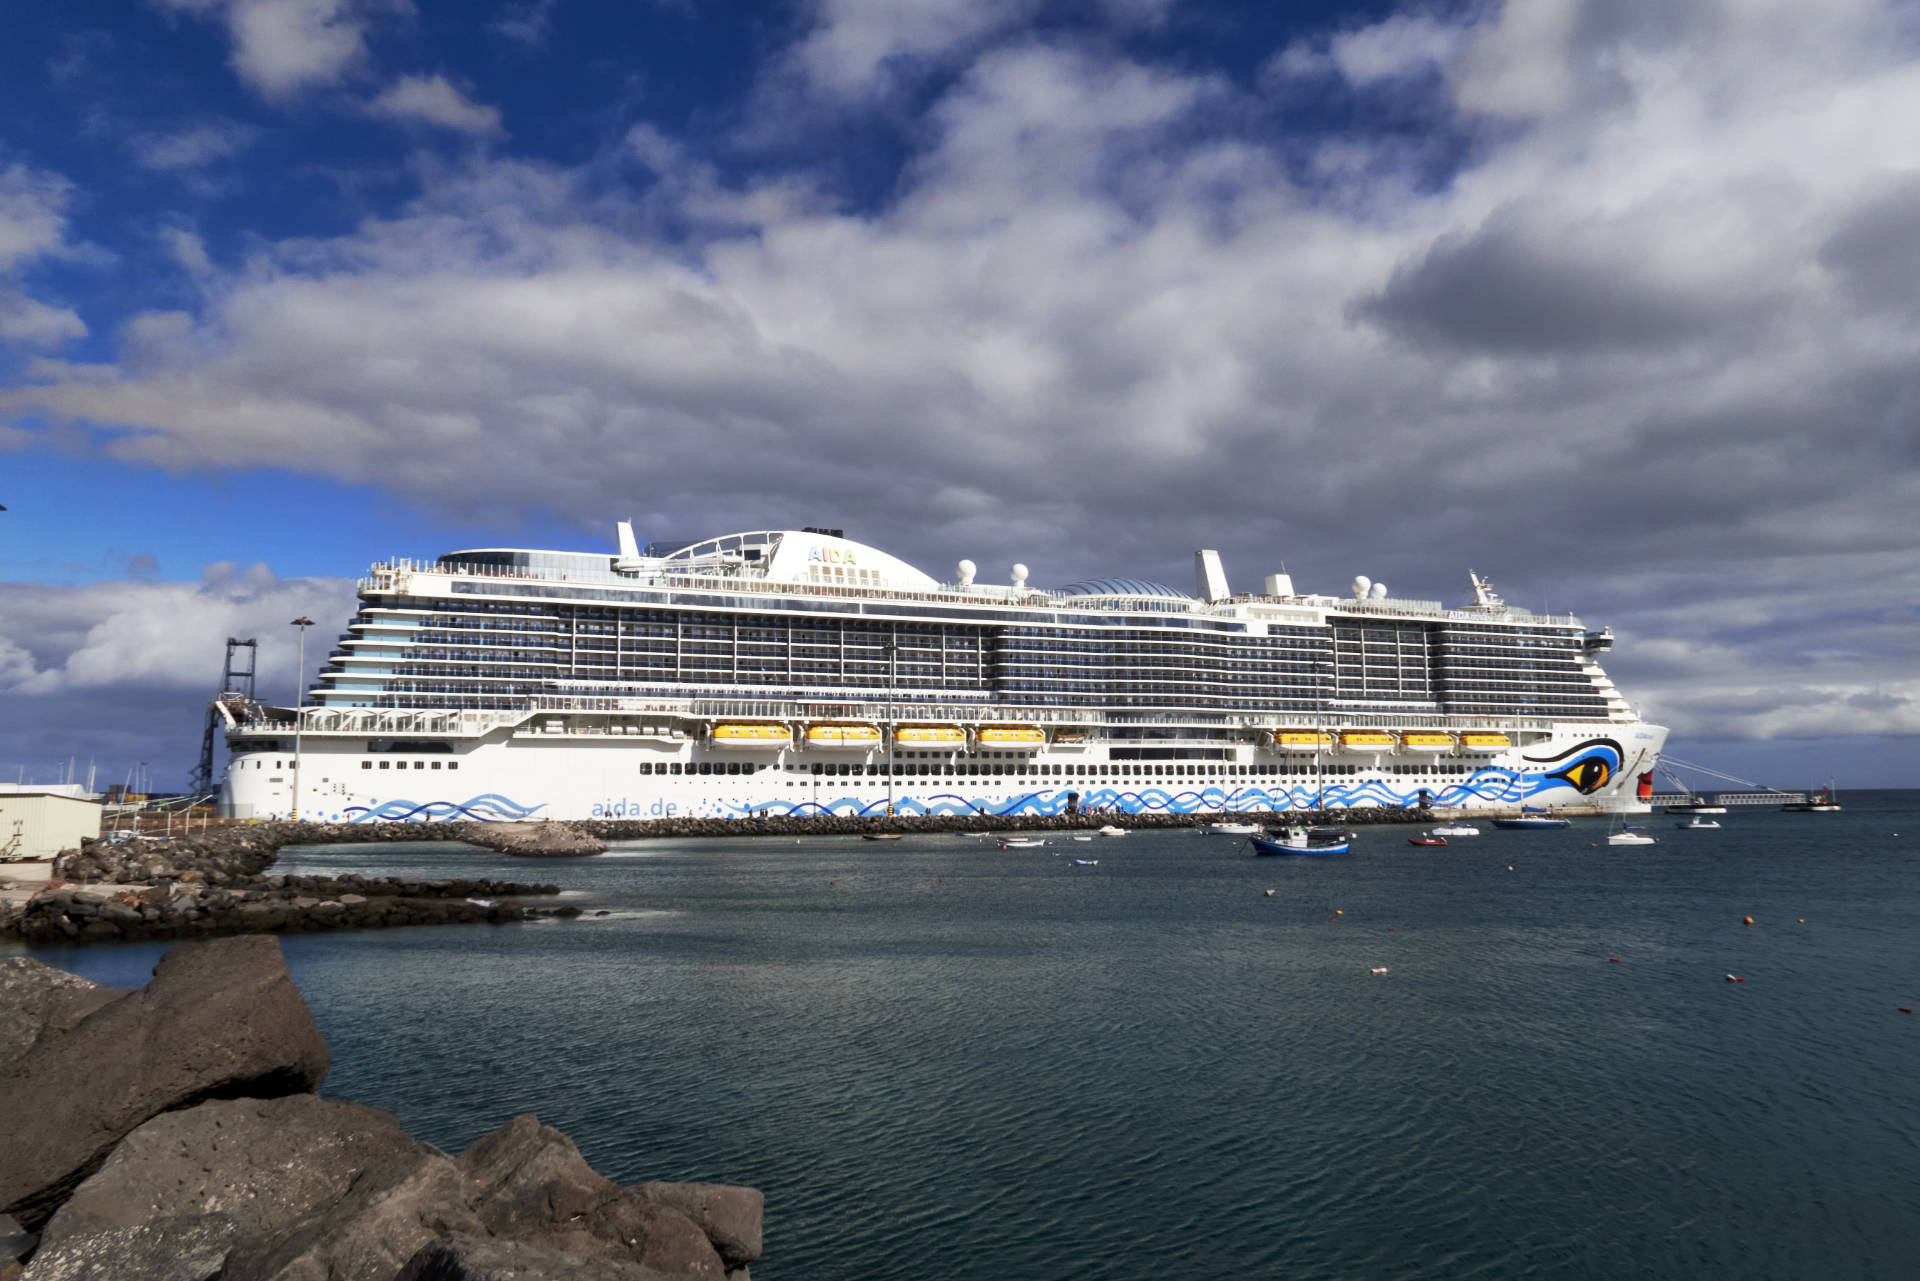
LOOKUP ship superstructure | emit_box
[218,527,1666,822]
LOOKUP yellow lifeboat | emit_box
[894,724,966,746]
[978,725,1047,746]
[1339,730,1396,752]
[1272,729,1336,751]
[1399,732,1456,752]
[1459,732,1512,749]
[711,723,790,747]
[806,723,883,746]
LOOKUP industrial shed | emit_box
[0,792,103,862]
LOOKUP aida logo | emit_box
[808,546,858,565]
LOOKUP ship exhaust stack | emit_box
[614,521,643,570]
[1196,550,1230,603]
[1264,572,1294,597]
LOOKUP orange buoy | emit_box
[1609,957,1621,963]
[1743,916,1754,925]
[1900,1007,1913,1014]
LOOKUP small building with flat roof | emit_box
[0,791,103,862]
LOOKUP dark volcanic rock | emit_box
[0,960,125,1068]
[0,937,330,1231]
[397,1233,713,1280]
[633,1183,762,1271]
[42,1093,482,1281]
[21,1215,235,1281]
[458,1115,724,1277]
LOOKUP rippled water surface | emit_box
[27,795,1920,1280]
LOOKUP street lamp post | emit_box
[885,634,898,818]
[290,616,313,821]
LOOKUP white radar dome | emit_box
[1352,575,1371,598]
[1011,563,1029,588]
[957,559,977,585]
[1369,582,1387,599]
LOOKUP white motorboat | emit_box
[1202,821,1262,835]
[1428,823,1481,837]
[1675,816,1721,830]
[1607,820,1658,846]
[1097,824,1129,837]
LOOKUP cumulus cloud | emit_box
[0,159,86,350]
[7,0,1920,758]
[0,566,357,790]
[128,118,262,170]
[788,0,1041,97]
[489,0,554,48]
[151,0,404,98]
[366,74,504,135]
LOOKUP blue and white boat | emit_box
[1492,808,1571,830]
[1249,826,1352,855]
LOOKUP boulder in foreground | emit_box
[0,936,330,1230]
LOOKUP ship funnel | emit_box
[1196,550,1230,602]
[614,521,642,569]
[1264,572,1294,596]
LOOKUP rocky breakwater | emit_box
[461,821,608,858]
[0,937,764,1281]
[0,828,564,944]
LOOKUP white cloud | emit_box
[0,564,357,697]
[128,119,261,170]
[366,74,504,135]
[0,160,85,350]
[0,293,87,346]
[489,0,554,48]
[1329,15,1461,86]
[789,0,1040,96]
[151,0,406,98]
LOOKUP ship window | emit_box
[670,763,683,775]
[362,761,372,769]
[448,762,458,770]
[379,761,390,769]
[431,761,442,769]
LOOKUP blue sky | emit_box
[4,0,1919,791]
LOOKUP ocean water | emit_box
[20,793,1920,1280]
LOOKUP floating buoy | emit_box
[1798,918,1804,923]
[1263,889,1274,897]
[1743,916,1754,925]
[1507,865,1514,871]
[1726,974,1746,983]
[1900,1007,1913,1014]
[1609,957,1621,963]
[1370,967,1388,975]
[1335,909,1343,915]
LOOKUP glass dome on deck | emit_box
[1058,578,1193,601]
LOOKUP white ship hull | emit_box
[222,717,1668,823]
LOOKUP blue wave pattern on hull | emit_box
[720,769,1592,818]
[343,794,547,823]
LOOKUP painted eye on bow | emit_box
[1550,756,1614,794]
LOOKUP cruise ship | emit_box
[218,526,1667,822]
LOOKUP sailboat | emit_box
[1607,815,1658,846]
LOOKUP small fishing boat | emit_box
[1072,835,1094,842]
[1407,833,1448,847]
[1674,816,1721,830]
[1606,820,1658,846]
[1202,821,1262,835]
[1249,826,1352,856]
[1071,858,1098,866]
[861,833,903,842]
[1781,781,1842,812]
[1096,824,1129,837]
[999,837,1046,849]
[1428,823,1481,837]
